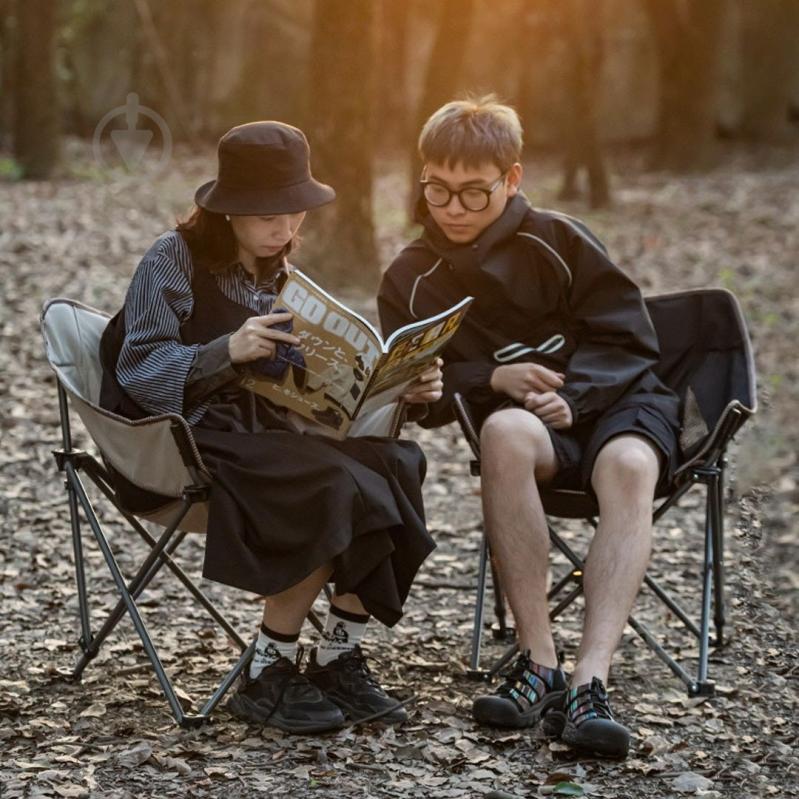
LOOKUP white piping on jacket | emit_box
[516,231,573,288]
[493,334,566,362]
[408,258,443,319]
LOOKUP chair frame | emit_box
[54,379,266,727]
[44,295,409,728]
[454,288,757,697]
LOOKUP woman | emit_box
[100,121,441,733]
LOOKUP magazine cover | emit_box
[240,269,472,437]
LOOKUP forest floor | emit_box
[0,140,797,798]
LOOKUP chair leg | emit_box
[67,478,94,656]
[193,640,257,727]
[695,471,719,693]
[67,464,195,725]
[489,557,512,640]
[72,525,188,679]
[711,461,726,647]
[83,459,249,650]
[57,384,94,655]
[467,536,490,678]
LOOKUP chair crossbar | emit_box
[66,463,214,725]
[80,456,250,648]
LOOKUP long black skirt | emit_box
[191,407,435,627]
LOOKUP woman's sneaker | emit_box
[305,646,408,724]
[543,677,630,758]
[472,650,566,728]
[227,655,345,734]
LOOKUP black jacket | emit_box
[378,193,677,428]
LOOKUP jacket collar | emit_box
[420,192,532,271]
[211,253,287,291]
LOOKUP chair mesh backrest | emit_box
[41,299,109,405]
[645,289,757,455]
[40,299,207,505]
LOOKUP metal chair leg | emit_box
[467,536,490,678]
[489,557,513,641]
[68,464,193,725]
[711,461,726,647]
[694,470,719,694]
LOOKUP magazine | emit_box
[240,269,473,438]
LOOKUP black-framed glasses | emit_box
[420,172,507,212]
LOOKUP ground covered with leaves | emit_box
[1,142,797,798]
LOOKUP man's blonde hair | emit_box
[418,95,523,172]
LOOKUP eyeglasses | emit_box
[420,172,507,212]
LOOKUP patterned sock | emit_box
[315,604,369,666]
[249,623,299,679]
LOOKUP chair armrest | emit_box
[674,400,754,480]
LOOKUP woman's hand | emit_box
[490,363,564,403]
[228,312,301,364]
[524,391,573,429]
[402,358,444,404]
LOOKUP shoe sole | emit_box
[227,694,345,734]
[473,689,566,729]
[559,719,630,759]
[327,694,408,725]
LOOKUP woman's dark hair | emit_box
[175,206,295,271]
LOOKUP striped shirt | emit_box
[117,230,284,424]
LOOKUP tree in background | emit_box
[643,0,726,171]
[0,0,15,145]
[557,0,610,207]
[376,0,410,151]
[739,0,799,142]
[13,0,59,178]
[307,0,378,287]
[408,0,475,210]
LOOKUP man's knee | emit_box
[592,435,660,495]
[480,408,555,476]
[481,408,546,450]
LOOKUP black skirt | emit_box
[191,400,435,627]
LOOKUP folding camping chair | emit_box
[454,288,757,697]
[40,298,328,728]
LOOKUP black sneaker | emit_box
[227,654,345,734]
[472,651,566,728]
[544,677,630,758]
[305,646,408,724]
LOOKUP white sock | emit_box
[249,623,299,679]
[315,605,370,666]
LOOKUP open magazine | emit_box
[240,269,473,438]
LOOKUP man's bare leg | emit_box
[480,408,560,667]
[570,434,660,686]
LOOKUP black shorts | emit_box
[548,402,680,496]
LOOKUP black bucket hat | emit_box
[194,121,336,215]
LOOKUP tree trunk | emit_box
[557,0,610,208]
[644,0,726,171]
[515,0,552,151]
[739,0,799,141]
[13,0,59,178]
[408,0,475,209]
[0,0,15,145]
[307,0,378,288]
[376,0,409,152]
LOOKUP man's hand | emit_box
[524,391,573,429]
[228,312,301,364]
[490,363,565,403]
[402,358,443,404]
